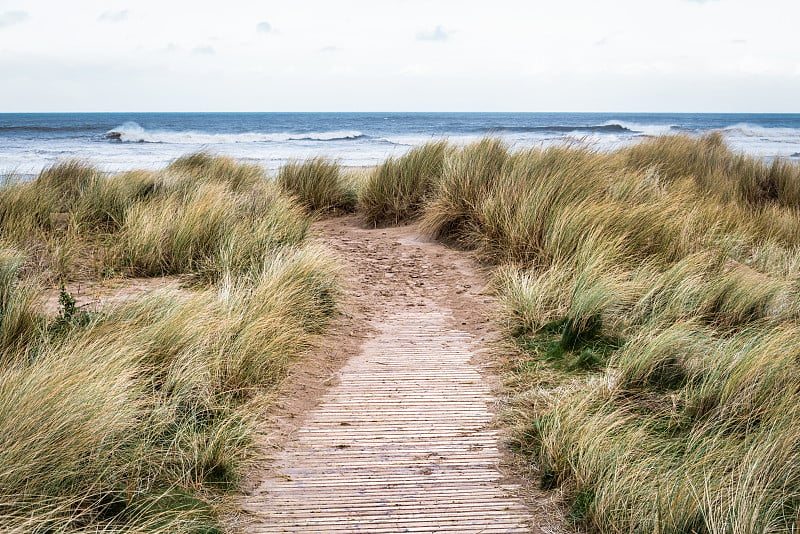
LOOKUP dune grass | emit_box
[419,137,510,242]
[359,141,450,226]
[7,137,800,532]
[277,157,356,214]
[357,134,800,532]
[0,155,339,532]
[490,140,800,533]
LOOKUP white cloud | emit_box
[0,10,27,28]
[192,46,215,55]
[256,21,271,34]
[416,25,449,42]
[98,10,129,23]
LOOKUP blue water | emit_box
[2,112,800,176]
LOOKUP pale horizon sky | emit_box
[0,0,798,113]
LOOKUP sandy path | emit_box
[239,215,536,533]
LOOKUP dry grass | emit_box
[8,136,800,532]
[277,158,356,214]
[419,137,510,241]
[0,155,339,532]
[359,134,800,532]
[359,141,450,225]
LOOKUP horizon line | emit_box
[2,110,800,115]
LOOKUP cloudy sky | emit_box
[0,0,797,112]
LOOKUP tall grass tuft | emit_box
[359,141,450,225]
[166,151,265,192]
[0,248,44,361]
[277,158,356,214]
[116,181,309,280]
[34,159,102,206]
[420,137,510,242]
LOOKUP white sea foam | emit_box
[722,123,800,141]
[380,134,483,148]
[564,132,622,144]
[106,122,365,144]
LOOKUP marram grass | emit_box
[0,154,339,532]
[277,157,356,214]
[358,134,800,532]
[359,140,450,225]
[6,137,800,533]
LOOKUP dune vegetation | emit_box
[357,134,800,533]
[276,157,357,214]
[359,140,451,226]
[0,153,339,532]
[7,135,800,533]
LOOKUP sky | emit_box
[0,0,798,112]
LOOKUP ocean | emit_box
[2,112,800,177]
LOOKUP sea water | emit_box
[2,112,800,177]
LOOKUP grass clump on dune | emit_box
[623,133,800,209]
[0,250,43,360]
[0,155,313,283]
[419,137,509,241]
[116,181,309,281]
[277,157,356,214]
[359,140,450,226]
[166,151,265,192]
[0,154,339,532]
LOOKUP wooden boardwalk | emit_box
[244,305,531,533]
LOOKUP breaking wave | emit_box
[722,123,800,141]
[484,121,676,136]
[601,121,676,136]
[105,122,365,144]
